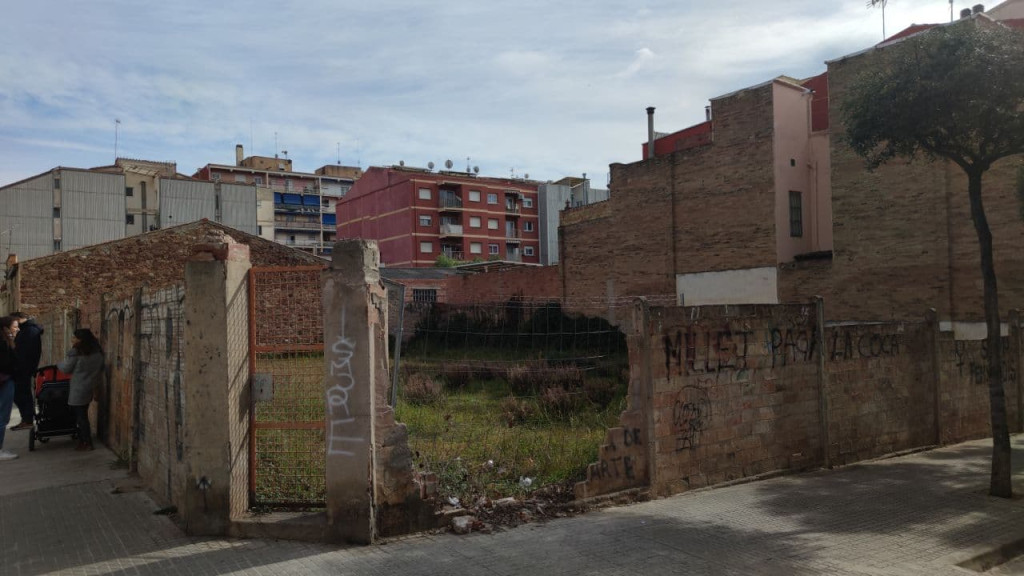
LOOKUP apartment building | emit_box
[336,165,541,267]
[194,145,362,256]
[0,158,256,267]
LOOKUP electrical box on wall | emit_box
[252,373,273,402]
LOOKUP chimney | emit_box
[961,7,973,17]
[646,106,656,159]
[235,144,243,166]
[972,4,984,14]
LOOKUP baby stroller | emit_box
[28,365,77,451]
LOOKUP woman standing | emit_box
[57,328,104,451]
[0,316,20,460]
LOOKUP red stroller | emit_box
[28,365,77,451]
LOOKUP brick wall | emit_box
[561,83,778,313]
[19,220,323,316]
[98,284,188,507]
[793,43,1024,322]
[824,322,934,465]
[577,302,1024,500]
[445,265,561,303]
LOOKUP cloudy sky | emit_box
[0,0,967,187]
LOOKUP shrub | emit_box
[402,372,443,404]
[441,363,473,389]
[538,386,582,416]
[500,396,536,427]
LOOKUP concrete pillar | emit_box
[181,237,251,536]
[322,240,381,545]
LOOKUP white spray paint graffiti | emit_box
[327,307,365,456]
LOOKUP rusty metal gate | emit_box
[248,265,327,508]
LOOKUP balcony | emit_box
[441,249,464,261]
[439,223,464,237]
[505,229,520,243]
[439,195,464,211]
[504,202,520,215]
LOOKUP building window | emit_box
[469,216,481,228]
[322,198,329,206]
[524,246,535,256]
[254,176,263,185]
[487,193,498,204]
[789,191,803,237]
[419,215,432,226]
[258,226,263,235]
[523,198,533,208]
[488,218,498,230]
[470,242,482,255]
[53,240,61,251]
[489,244,499,255]
[420,241,433,253]
[234,174,246,183]
[211,173,221,182]
[53,177,60,189]
[469,190,481,202]
[53,207,60,218]
[126,214,135,225]
[418,188,432,200]
[412,289,437,304]
[125,186,134,197]
[524,221,534,232]
[285,179,293,191]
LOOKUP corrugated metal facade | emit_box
[160,179,216,227]
[220,183,258,234]
[59,170,126,251]
[0,173,56,262]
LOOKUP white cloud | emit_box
[0,0,971,186]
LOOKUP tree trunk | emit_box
[967,169,1013,498]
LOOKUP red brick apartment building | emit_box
[556,4,1024,327]
[336,165,541,268]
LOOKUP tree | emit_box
[842,21,1024,498]
[867,0,891,39]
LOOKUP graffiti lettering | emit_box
[590,456,636,481]
[768,328,817,368]
[829,331,901,361]
[663,328,753,377]
[326,309,364,456]
[671,386,710,451]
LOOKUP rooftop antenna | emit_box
[114,119,121,160]
[950,0,954,21]
[337,142,341,165]
[466,156,471,172]
[274,132,278,158]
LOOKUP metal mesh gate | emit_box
[248,265,326,508]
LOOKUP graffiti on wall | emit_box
[952,339,1017,387]
[829,330,901,361]
[663,328,754,378]
[589,427,643,481]
[326,308,365,457]
[671,385,711,451]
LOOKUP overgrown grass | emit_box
[395,374,626,505]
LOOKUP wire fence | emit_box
[392,297,635,505]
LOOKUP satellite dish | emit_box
[524,173,529,179]
[445,159,453,169]
[399,160,405,166]
[428,161,435,170]
[473,166,479,174]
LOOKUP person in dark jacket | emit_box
[0,316,20,460]
[57,328,104,451]
[10,311,43,431]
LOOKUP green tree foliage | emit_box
[842,21,1024,498]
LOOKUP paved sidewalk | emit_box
[2,423,1024,575]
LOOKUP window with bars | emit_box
[789,191,803,238]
